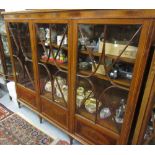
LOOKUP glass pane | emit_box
[8,22,35,90]
[0,41,3,73]
[0,56,3,73]
[0,17,5,74]
[36,23,68,108]
[142,98,155,144]
[76,24,141,134]
[0,17,13,77]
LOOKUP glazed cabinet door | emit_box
[132,47,155,145]
[6,22,37,109]
[73,19,153,144]
[34,21,71,130]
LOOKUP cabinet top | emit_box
[1,9,155,19]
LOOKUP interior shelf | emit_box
[80,50,135,64]
[42,92,67,108]
[40,59,68,70]
[78,70,130,88]
[77,105,120,134]
[39,42,68,51]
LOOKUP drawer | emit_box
[75,119,117,144]
[16,84,37,109]
[41,97,68,129]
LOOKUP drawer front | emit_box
[75,119,117,144]
[41,97,68,129]
[16,84,37,109]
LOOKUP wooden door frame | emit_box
[71,18,154,144]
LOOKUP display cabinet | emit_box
[2,10,155,144]
[0,10,13,82]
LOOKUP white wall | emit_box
[0,0,153,11]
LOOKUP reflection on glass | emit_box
[143,107,155,144]
[76,24,141,134]
[36,23,68,108]
[8,22,34,90]
[0,17,13,77]
[0,57,3,73]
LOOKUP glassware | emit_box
[144,125,154,140]
[109,69,118,79]
[79,62,91,71]
[51,29,57,43]
[78,37,88,51]
[63,35,67,45]
[115,99,126,123]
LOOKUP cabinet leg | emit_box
[17,101,21,108]
[9,95,12,101]
[69,136,73,145]
[39,116,43,124]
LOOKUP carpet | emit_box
[0,103,13,121]
[0,103,69,145]
[0,114,55,145]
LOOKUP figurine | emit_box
[57,35,68,46]
[54,76,66,98]
[76,86,85,108]
[85,90,94,98]
[62,85,68,102]
[45,28,50,46]
[39,28,46,41]
[77,86,85,95]
[44,81,52,92]
[85,98,101,114]
[76,95,85,108]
